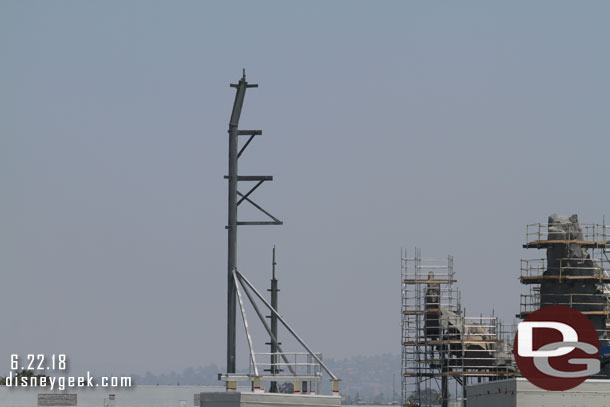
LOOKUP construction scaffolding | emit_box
[401,249,517,407]
[519,219,610,318]
[518,216,610,377]
[519,257,610,317]
[401,215,610,406]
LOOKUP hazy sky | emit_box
[2,1,610,376]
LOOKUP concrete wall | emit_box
[467,378,610,407]
[466,379,516,407]
[0,385,229,407]
[200,392,341,407]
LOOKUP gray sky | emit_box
[1,1,610,376]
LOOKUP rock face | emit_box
[424,282,514,372]
[542,214,610,377]
[543,214,600,310]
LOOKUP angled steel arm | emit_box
[238,135,255,159]
[235,270,338,380]
[233,270,259,376]
[237,132,263,158]
[236,275,296,375]
[237,192,283,225]
[237,181,265,206]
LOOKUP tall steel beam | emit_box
[225,70,280,375]
[268,246,280,392]
[226,71,253,373]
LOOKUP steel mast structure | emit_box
[266,246,281,392]
[222,71,340,394]
[226,70,282,375]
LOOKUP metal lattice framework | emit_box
[401,249,517,407]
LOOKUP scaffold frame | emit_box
[401,249,517,407]
[519,218,610,339]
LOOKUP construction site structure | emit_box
[401,248,518,407]
[221,71,340,395]
[518,214,610,377]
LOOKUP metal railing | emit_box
[520,258,610,280]
[519,290,540,315]
[525,222,608,243]
[250,352,322,378]
[520,258,546,279]
[520,292,610,315]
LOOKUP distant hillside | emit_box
[130,364,221,387]
[324,353,400,403]
[129,353,400,403]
